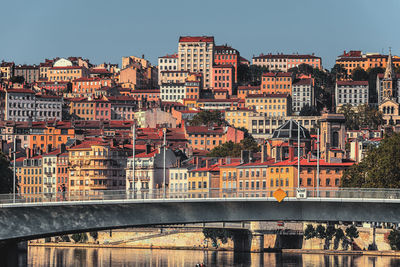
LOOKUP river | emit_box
[26,246,400,267]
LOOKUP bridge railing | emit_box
[1,187,400,205]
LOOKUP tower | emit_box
[319,113,346,163]
[383,48,395,99]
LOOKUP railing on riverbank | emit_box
[1,187,400,206]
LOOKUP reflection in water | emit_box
[27,246,400,267]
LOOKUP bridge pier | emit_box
[250,232,264,252]
[0,241,27,267]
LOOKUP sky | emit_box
[1,0,399,69]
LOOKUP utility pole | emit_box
[13,135,16,203]
[132,124,136,199]
[317,128,320,197]
[297,121,300,190]
[163,128,166,199]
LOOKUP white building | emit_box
[126,145,177,195]
[169,166,192,198]
[42,152,58,195]
[335,80,369,112]
[35,95,62,121]
[158,54,178,85]
[5,89,36,122]
[160,82,186,102]
[178,36,214,88]
[292,78,314,114]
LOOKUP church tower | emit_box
[383,48,395,99]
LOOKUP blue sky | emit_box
[1,0,399,69]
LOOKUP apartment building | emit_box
[214,45,239,83]
[261,72,293,95]
[211,64,234,95]
[160,82,186,102]
[14,65,40,83]
[335,80,369,112]
[253,53,322,72]
[292,78,314,114]
[245,93,291,117]
[48,66,89,82]
[178,36,215,88]
[158,54,178,85]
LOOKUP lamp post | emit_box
[13,135,16,203]
[163,128,166,199]
[132,124,136,199]
[317,128,320,197]
[297,121,300,191]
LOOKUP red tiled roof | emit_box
[336,80,369,86]
[160,53,178,59]
[246,93,289,98]
[191,163,220,172]
[50,66,83,70]
[238,85,260,90]
[186,125,225,134]
[293,78,313,86]
[6,88,35,94]
[213,64,234,68]
[262,72,292,77]
[272,157,355,167]
[254,54,320,60]
[179,36,214,43]
[134,148,159,158]
[72,77,101,82]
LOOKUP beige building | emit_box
[178,36,214,88]
[0,62,14,80]
[48,66,89,82]
[245,93,291,117]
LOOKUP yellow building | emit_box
[224,108,253,129]
[219,162,240,197]
[14,155,43,202]
[188,163,219,198]
[48,66,89,82]
[0,62,14,80]
[68,139,128,195]
[245,93,291,117]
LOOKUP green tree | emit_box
[304,224,316,240]
[388,229,400,250]
[331,64,348,80]
[342,133,400,188]
[344,225,359,250]
[0,152,16,194]
[10,76,24,84]
[189,111,225,126]
[203,228,234,248]
[61,235,70,242]
[80,233,88,243]
[351,67,369,81]
[207,137,259,158]
[90,231,98,240]
[337,104,382,130]
[333,228,345,250]
[324,225,336,250]
[71,233,81,243]
[237,64,268,86]
[338,104,358,130]
[299,104,320,116]
[367,67,385,103]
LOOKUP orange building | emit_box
[211,65,234,95]
[72,77,112,96]
[29,122,75,153]
[237,85,261,100]
[214,45,239,83]
[261,72,293,95]
[69,98,96,121]
[336,50,400,75]
[184,125,244,151]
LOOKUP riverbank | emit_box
[30,243,400,257]
[29,242,231,251]
[282,249,400,257]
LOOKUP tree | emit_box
[237,65,268,86]
[367,67,385,104]
[342,133,400,188]
[324,225,336,250]
[351,67,368,81]
[10,76,24,84]
[0,152,16,194]
[337,104,382,130]
[331,64,347,80]
[71,233,81,243]
[299,104,320,116]
[90,231,98,240]
[203,228,234,248]
[207,137,259,158]
[304,224,316,240]
[61,235,70,242]
[345,225,359,250]
[333,228,344,250]
[189,111,225,126]
[388,229,400,250]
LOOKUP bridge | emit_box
[1,187,400,243]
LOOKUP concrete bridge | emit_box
[1,196,400,243]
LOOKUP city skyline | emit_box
[1,0,399,68]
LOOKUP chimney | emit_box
[60,143,66,153]
[25,147,30,159]
[146,143,151,154]
[288,144,295,161]
[261,145,267,162]
[241,150,250,164]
